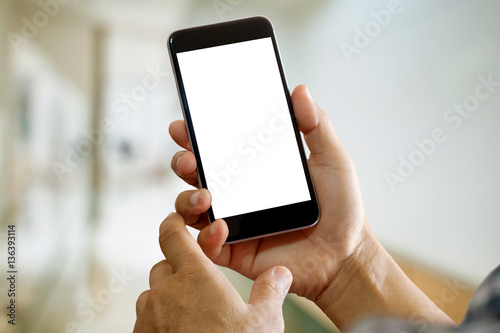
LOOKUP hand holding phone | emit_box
[168,18,450,331]
[170,84,369,304]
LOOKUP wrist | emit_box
[314,224,386,329]
[313,222,455,330]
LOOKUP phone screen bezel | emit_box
[168,17,319,243]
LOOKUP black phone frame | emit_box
[168,17,319,243]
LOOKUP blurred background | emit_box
[1,0,500,332]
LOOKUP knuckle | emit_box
[178,264,209,283]
[260,278,281,296]
[144,288,160,305]
[136,290,150,313]
[159,224,181,252]
[149,260,167,276]
[248,307,284,333]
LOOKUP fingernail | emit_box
[274,266,293,288]
[210,221,217,235]
[190,191,201,206]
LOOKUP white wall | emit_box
[10,0,500,285]
[101,0,500,284]
[175,0,500,283]
[268,0,500,284]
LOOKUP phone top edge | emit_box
[168,16,275,54]
[169,16,273,39]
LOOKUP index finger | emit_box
[159,212,209,272]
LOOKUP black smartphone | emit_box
[168,16,319,243]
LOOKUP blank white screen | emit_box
[177,37,310,219]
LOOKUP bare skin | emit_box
[135,85,456,331]
[133,212,293,333]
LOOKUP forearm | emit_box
[314,224,456,330]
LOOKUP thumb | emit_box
[291,85,352,169]
[248,266,293,308]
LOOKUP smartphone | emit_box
[168,16,319,243]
